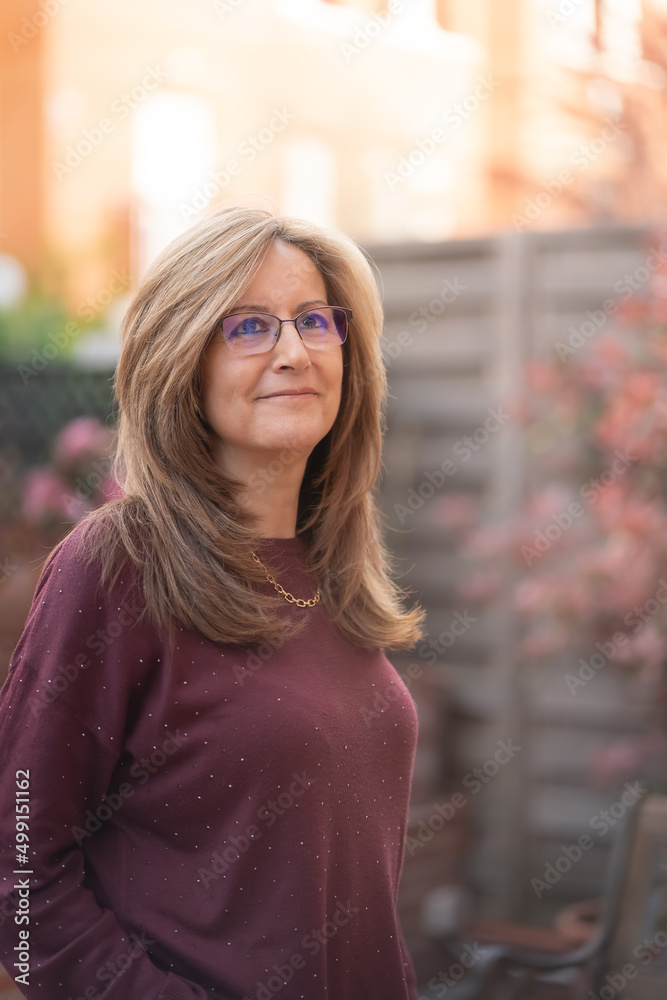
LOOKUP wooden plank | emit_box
[382,320,492,371]
[534,246,653,294]
[479,233,532,920]
[386,380,502,427]
[376,260,499,313]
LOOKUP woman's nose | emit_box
[271,320,311,367]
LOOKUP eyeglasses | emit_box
[216,305,352,356]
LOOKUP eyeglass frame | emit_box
[215,305,353,355]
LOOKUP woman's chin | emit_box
[259,422,329,455]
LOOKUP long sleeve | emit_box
[0,532,210,999]
[1,526,420,998]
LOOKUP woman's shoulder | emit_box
[37,502,141,604]
[8,503,161,720]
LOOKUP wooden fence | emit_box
[368,222,657,931]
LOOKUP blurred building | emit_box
[1,0,666,308]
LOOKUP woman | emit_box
[0,206,426,999]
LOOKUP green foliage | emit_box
[0,293,84,362]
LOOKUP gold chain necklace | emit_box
[251,550,321,608]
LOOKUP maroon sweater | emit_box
[0,520,419,999]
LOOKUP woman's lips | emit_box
[258,391,318,399]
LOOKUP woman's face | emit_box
[200,239,344,477]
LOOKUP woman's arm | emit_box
[0,530,210,1000]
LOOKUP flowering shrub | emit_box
[440,230,667,787]
[21,416,122,532]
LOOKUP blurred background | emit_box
[2,0,667,995]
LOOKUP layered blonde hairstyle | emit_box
[74,206,426,650]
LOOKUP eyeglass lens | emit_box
[221,307,349,354]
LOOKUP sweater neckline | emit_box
[257,535,305,550]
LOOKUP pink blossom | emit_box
[590,739,648,786]
[468,524,513,559]
[590,731,667,786]
[436,494,476,531]
[626,623,666,664]
[518,628,566,660]
[525,361,561,396]
[53,417,113,470]
[513,576,563,614]
[527,486,574,521]
[459,569,502,602]
[651,335,667,360]
[651,274,667,300]
[22,469,73,523]
[579,336,628,390]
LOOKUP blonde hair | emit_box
[72,206,426,649]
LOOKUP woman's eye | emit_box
[230,316,267,337]
[300,311,328,329]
